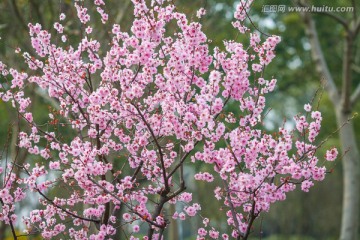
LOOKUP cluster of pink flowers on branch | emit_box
[0,0,336,239]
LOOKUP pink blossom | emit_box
[304,103,312,112]
[325,148,338,161]
[59,13,66,21]
[198,228,207,236]
[209,229,220,239]
[133,225,140,233]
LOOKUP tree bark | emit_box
[337,109,360,240]
[298,4,360,239]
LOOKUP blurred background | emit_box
[0,0,359,239]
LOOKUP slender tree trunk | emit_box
[299,5,360,238]
[336,109,360,240]
[169,204,179,240]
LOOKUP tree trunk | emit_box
[337,109,360,240]
[299,7,360,238]
[168,204,179,240]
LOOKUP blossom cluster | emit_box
[0,0,336,239]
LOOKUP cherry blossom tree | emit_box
[0,0,337,239]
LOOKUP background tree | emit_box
[296,1,360,239]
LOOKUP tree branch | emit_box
[131,160,144,182]
[0,199,17,240]
[224,138,243,172]
[36,188,100,224]
[167,96,231,180]
[350,83,360,105]
[354,17,360,36]
[243,197,258,240]
[222,179,243,239]
[131,103,169,192]
[299,9,339,105]
[316,11,349,30]
[341,32,354,113]
[298,0,349,29]
[19,166,100,224]
[89,178,164,228]
[352,0,357,20]
[9,0,28,30]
